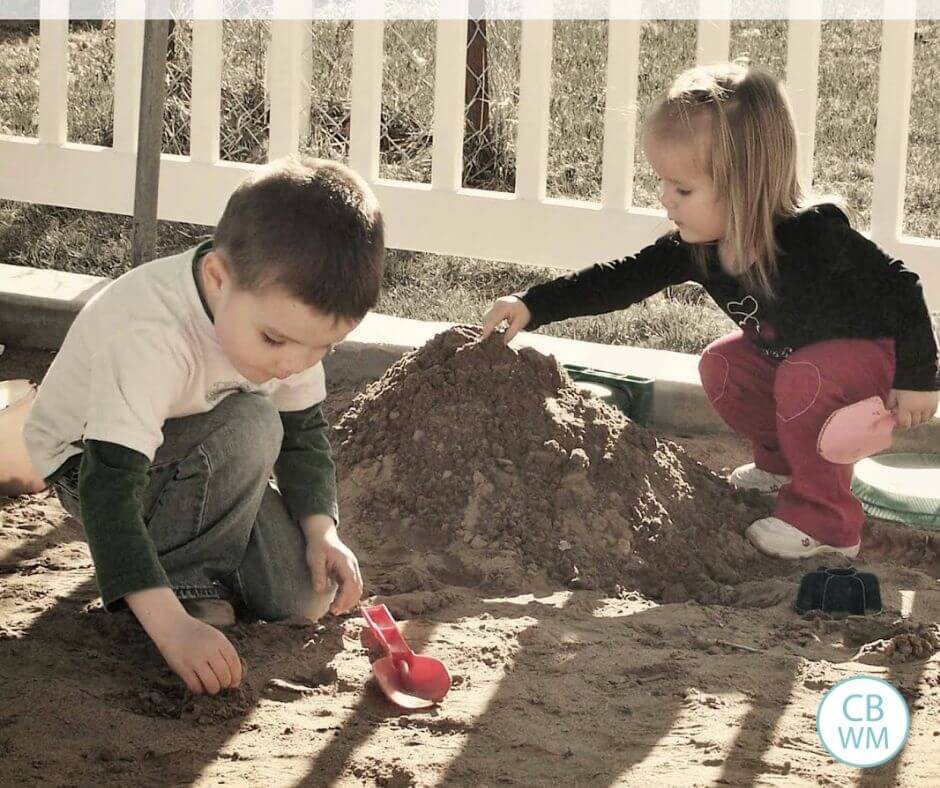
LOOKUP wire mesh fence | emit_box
[304,20,354,164]
[157,20,527,191]
[378,20,434,182]
[463,19,520,191]
[157,18,525,189]
[162,18,192,156]
[220,19,269,163]
[67,19,114,147]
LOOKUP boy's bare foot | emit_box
[181,598,236,628]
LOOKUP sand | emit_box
[0,333,938,786]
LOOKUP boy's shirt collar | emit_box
[191,240,215,324]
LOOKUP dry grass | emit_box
[0,19,937,354]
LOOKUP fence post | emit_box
[132,18,170,267]
[601,19,641,211]
[350,19,384,181]
[113,11,145,154]
[785,16,821,190]
[516,18,553,202]
[432,17,469,191]
[38,5,68,146]
[870,17,915,243]
[695,16,730,65]
[191,15,223,164]
[269,20,311,160]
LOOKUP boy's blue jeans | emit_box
[53,392,334,621]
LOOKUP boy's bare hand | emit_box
[126,586,242,695]
[156,615,243,695]
[301,515,363,615]
[887,388,938,429]
[480,296,531,343]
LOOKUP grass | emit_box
[0,19,938,354]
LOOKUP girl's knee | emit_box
[699,331,766,402]
[699,350,730,404]
[774,358,823,423]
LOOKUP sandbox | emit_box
[0,332,938,786]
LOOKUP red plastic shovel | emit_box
[818,396,896,465]
[360,604,452,710]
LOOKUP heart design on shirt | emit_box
[727,295,760,329]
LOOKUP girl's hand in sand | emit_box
[126,586,242,695]
[481,296,531,343]
[887,388,938,429]
[301,514,363,615]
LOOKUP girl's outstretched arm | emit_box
[517,232,697,332]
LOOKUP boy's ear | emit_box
[202,250,232,294]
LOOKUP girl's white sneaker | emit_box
[729,463,791,493]
[746,516,860,560]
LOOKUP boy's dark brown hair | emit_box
[213,156,384,320]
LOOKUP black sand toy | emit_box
[795,566,883,616]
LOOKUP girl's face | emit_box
[643,133,728,245]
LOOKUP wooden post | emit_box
[465,18,489,136]
[131,18,170,267]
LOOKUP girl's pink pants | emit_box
[699,332,895,547]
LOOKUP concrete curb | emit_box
[1,262,937,448]
[0,264,109,350]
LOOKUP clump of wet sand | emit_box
[335,326,785,604]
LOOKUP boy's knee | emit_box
[252,582,337,623]
[214,393,284,462]
[300,585,337,622]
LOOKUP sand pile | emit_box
[335,326,780,604]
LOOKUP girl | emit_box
[481,62,938,560]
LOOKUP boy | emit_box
[24,156,384,695]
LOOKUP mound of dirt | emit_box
[335,326,780,604]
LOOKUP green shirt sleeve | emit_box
[275,403,339,525]
[79,440,170,610]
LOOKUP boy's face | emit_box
[643,133,727,245]
[202,252,360,384]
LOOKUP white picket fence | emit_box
[0,13,937,309]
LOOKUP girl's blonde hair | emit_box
[644,61,805,297]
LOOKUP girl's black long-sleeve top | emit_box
[519,204,939,391]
